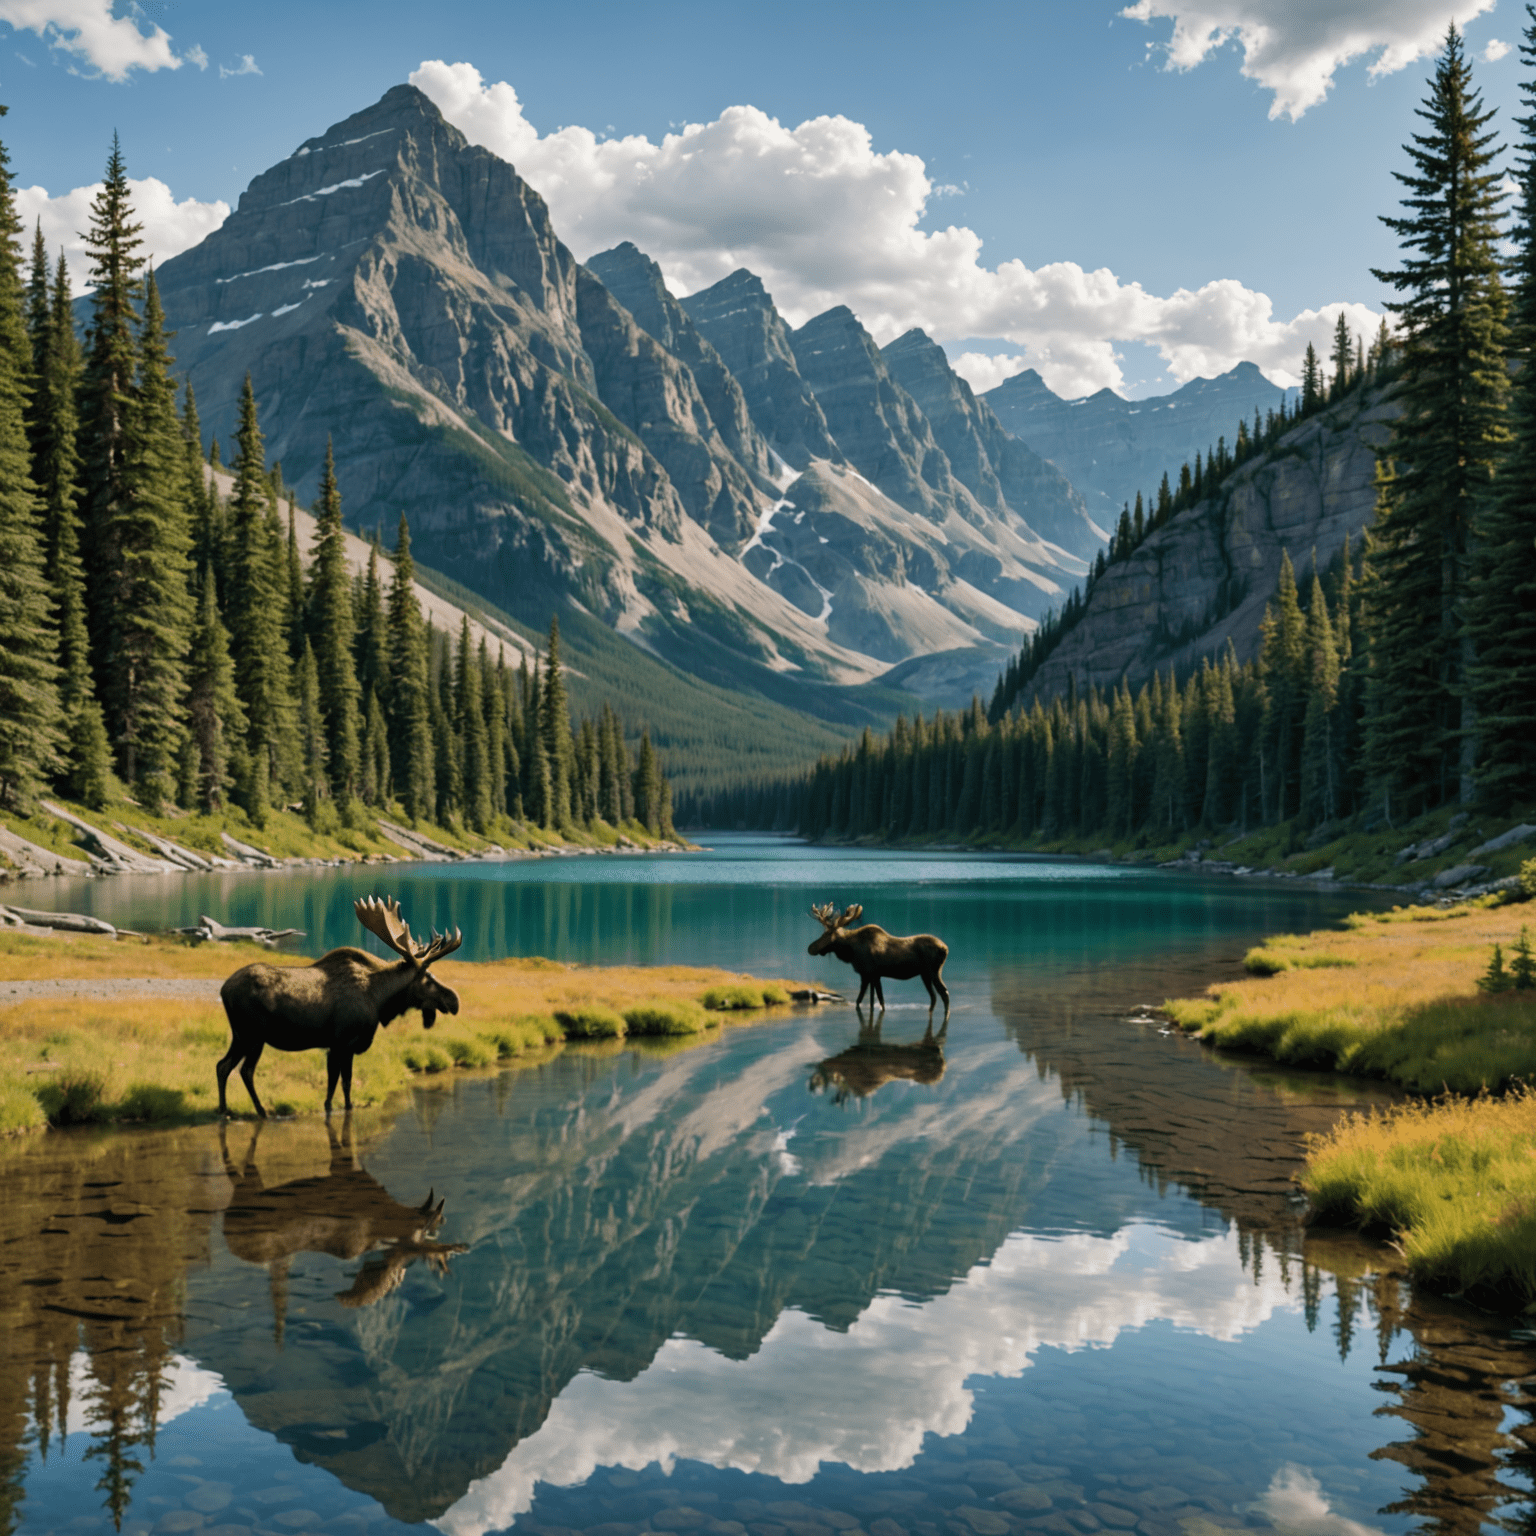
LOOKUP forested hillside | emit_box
[0,130,686,849]
[689,28,1536,849]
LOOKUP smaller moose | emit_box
[807,902,950,1015]
[217,896,462,1118]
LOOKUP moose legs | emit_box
[216,1034,268,1119]
[325,1050,355,1114]
[854,972,887,1011]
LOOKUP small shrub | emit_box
[702,984,765,1011]
[444,1036,493,1068]
[0,1079,45,1135]
[759,983,790,1006]
[623,1000,708,1036]
[1513,928,1536,991]
[554,1006,626,1039]
[403,1043,452,1073]
[117,1084,187,1122]
[1521,857,1536,899]
[38,1070,106,1126]
[1479,944,1514,994]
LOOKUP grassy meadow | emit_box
[0,932,802,1136]
[1165,892,1536,1305]
[1163,898,1536,1093]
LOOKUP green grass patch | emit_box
[623,1000,711,1036]
[1304,1089,1536,1308]
[703,983,770,1011]
[553,1005,627,1039]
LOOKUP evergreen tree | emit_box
[354,540,389,705]
[386,515,433,820]
[79,134,143,668]
[359,687,390,807]
[598,703,624,824]
[34,248,110,804]
[106,271,192,803]
[1300,575,1344,824]
[0,108,61,807]
[456,616,492,831]
[307,440,360,809]
[183,563,245,811]
[1370,25,1509,808]
[540,615,575,827]
[295,638,328,819]
[23,219,46,357]
[633,729,663,835]
[1258,551,1307,822]
[1469,8,1536,810]
[225,376,297,820]
[1329,312,1354,399]
[1301,343,1322,414]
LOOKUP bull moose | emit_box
[807,902,950,1014]
[217,895,462,1118]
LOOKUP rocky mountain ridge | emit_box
[1019,380,1398,701]
[150,82,1105,716]
[985,360,1292,528]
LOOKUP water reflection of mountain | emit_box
[3,1010,1533,1536]
[182,1025,1089,1522]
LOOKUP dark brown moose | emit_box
[217,895,462,1118]
[809,1015,948,1105]
[220,1117,468,1340]
[807,902,950,1014]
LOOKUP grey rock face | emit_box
[1022,385,1398,701]
[790,306,982,527]
[157,83,685,619]
[679,268,843,471]
[985,361,1290,527]
[586,241,781,505]
[573,263,763,550]
[881,328,1102,559]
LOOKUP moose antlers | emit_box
[354,896,463,966]
[811,902,863,930]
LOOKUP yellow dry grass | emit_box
[1163,899,1536,1092]
[0,934,803,1135]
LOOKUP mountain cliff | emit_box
[1021,380,1397,700]
[984,361,1291,527]
[152,84,1102,717]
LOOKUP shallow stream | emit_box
[3,837,1533,1536]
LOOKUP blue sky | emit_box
[0,0,1520,398]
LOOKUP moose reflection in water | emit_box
[808,902,950,1014]
[809,1014,949,1105]
[217,894,463,1117]
[219,1115,468,1338]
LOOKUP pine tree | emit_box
[1469,9,1536,811]
[1301,343,1322,414]
[359,687,390,807]
[183,563,245,811]
[1329,312,1353,399]
[33,248,110,804]
[1105,685,1138,838]
[1370,25,1509,809]
[354,540,389,705]
[633,729,663,835]
[0,109,61,808]
[598,703,624,824]
[386,515,433,821]
[225,376,297,820]
[1259,551,1308,822]
[307,440,360,809]
[1300,575,1343,825]
[540,615,575,827]
[79,134,144,669]
[23,219,46,357]
[106,271,192,803]
[295,638,329,819]
[457,616,492,831]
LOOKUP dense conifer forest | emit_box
[0,122,677,847]
[684,26,1536,845]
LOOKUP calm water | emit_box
[3,838,1534,1536]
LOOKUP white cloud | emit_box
[1122,0,1498,120]
[951,352,1033,394]
[218,51,260,79]
[434,1222,1299,1536]
[0,0,185,79]
[185,41,206,70]
[16,176,231,292]
[1254,1465,1387,1536]
[412,60,1378,398]
[1484,38,1512,63]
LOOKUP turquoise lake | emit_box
[2,836,1533,1536]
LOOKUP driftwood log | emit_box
[178,915,303,947]
[0,906,117,936]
